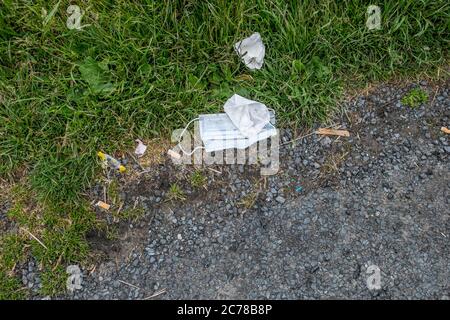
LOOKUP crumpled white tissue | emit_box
[223,94,270,138]
[234,32,265,70]
[134,139,147,157]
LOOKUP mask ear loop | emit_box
[267,108,276,128]
[176,118,206,156]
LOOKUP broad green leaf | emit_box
[78,57,115,94]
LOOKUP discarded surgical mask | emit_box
[234,32,265,70]
[200,112,275,152]
[175,110,276,155]
[224,94,270,138]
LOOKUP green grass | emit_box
[0,182,96,298]
[39,265,67,296]
[190,170,207,189]
[167,183,186,202]
[116,206,145,222]
[0,0,448,298]
[0,234,27,271]
[0,271,27,300]
[401,88,429,108]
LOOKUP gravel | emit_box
[22,80,450,300]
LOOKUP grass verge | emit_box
[0,0,448,298]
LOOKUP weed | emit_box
[104,225,119,241]
[190,170,207,189]
[238,192,259,209]
[93,220,119,241]
[401,88,429,108]
[117,207,145,222]
[320,151,350,177]
[167,184,186,202]
[107,179,120,206]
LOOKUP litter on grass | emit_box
[167,149,181,160]
[315,128,350,137]
[198,110,276,153]
[234,32,265,70]
[95,201,110,210]
[134,139,147,157]
[98,151,126,172]
[224,94,271,138]
[170,94,277,157]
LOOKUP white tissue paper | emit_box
[134,139,147,157]
[223,94,270,138]
[234,32,265,70]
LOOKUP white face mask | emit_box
[200,112,276,152]
[177,111,276,154]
